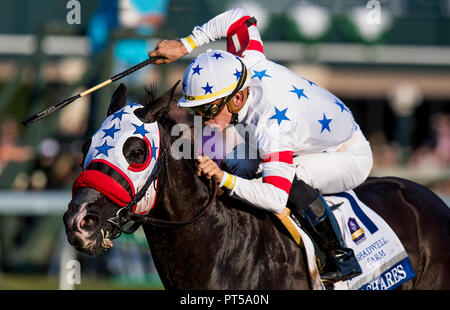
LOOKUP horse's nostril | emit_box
[80,214,100,231]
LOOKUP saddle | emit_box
[277,190,416,290]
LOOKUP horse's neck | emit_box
[144,154,310,289]
[149,131,215,234]
[144,155,221,288]
[161,156,212,221]
[140,125,310,289]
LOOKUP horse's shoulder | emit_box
[217,194,300,246]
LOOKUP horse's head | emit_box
[63,81,180,255]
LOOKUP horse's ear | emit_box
[143,80,180,122]
[155,80,180,108]
[107,83,127,116]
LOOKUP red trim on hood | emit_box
[87,159,135,196]
[72,170,132,207]
[128,136,152,172]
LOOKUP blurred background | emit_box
[0,0,449,289]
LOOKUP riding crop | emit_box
[22,56,166,126]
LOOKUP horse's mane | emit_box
[144,84,178,137]
[143,84,198,172]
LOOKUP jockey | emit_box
[149,7,373,282]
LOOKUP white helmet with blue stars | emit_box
[178,49,250,108]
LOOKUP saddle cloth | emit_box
[288,189,416,290]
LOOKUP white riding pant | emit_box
[222,127,373,194]
[293,128,373,194]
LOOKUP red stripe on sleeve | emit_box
[226,15,260,56]
[226,15,251,36]
[263,176,292,195]
[261,151,294,164]
[247,39,264,53]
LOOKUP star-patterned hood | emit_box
[72,103,160,215]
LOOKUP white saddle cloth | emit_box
[291,190,416,290]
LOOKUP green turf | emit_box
[0,273,164,290]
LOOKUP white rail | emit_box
[0,190,71,215]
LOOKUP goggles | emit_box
[189,99,227,119]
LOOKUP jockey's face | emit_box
[203,98,232,131]
[192,88,248,131]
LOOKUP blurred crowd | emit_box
[370,113,450,170]
[0,119,33,176]
[0,116,84,191]
[408,113,450,170]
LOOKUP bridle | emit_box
[106,148,217,240]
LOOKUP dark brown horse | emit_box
[63,83,450,289]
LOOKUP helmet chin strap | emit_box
[226,100,240,125]
[230,112,240,125]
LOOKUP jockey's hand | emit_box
[196,156,224,183]
[149,40,188,64]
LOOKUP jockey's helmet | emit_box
[177,49,250,109]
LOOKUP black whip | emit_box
[22,56,165,126]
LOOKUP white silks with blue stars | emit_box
[83,103,160,215]
[240,60,358,154]
[176,6,372,214]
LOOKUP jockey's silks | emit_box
[180,7,362,214]
[73,104,159,215]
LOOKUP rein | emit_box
[106,149,217,240]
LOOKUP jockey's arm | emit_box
[222,158,296,214]
[149,7,262,63]
[196,154,295,214]
[198,121,297,214]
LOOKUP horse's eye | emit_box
[123,137,147,165]
[131,149,144,157]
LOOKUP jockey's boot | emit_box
[288,179,362,283]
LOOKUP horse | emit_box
[63,82,450,290]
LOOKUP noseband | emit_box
[106,149,217,240]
